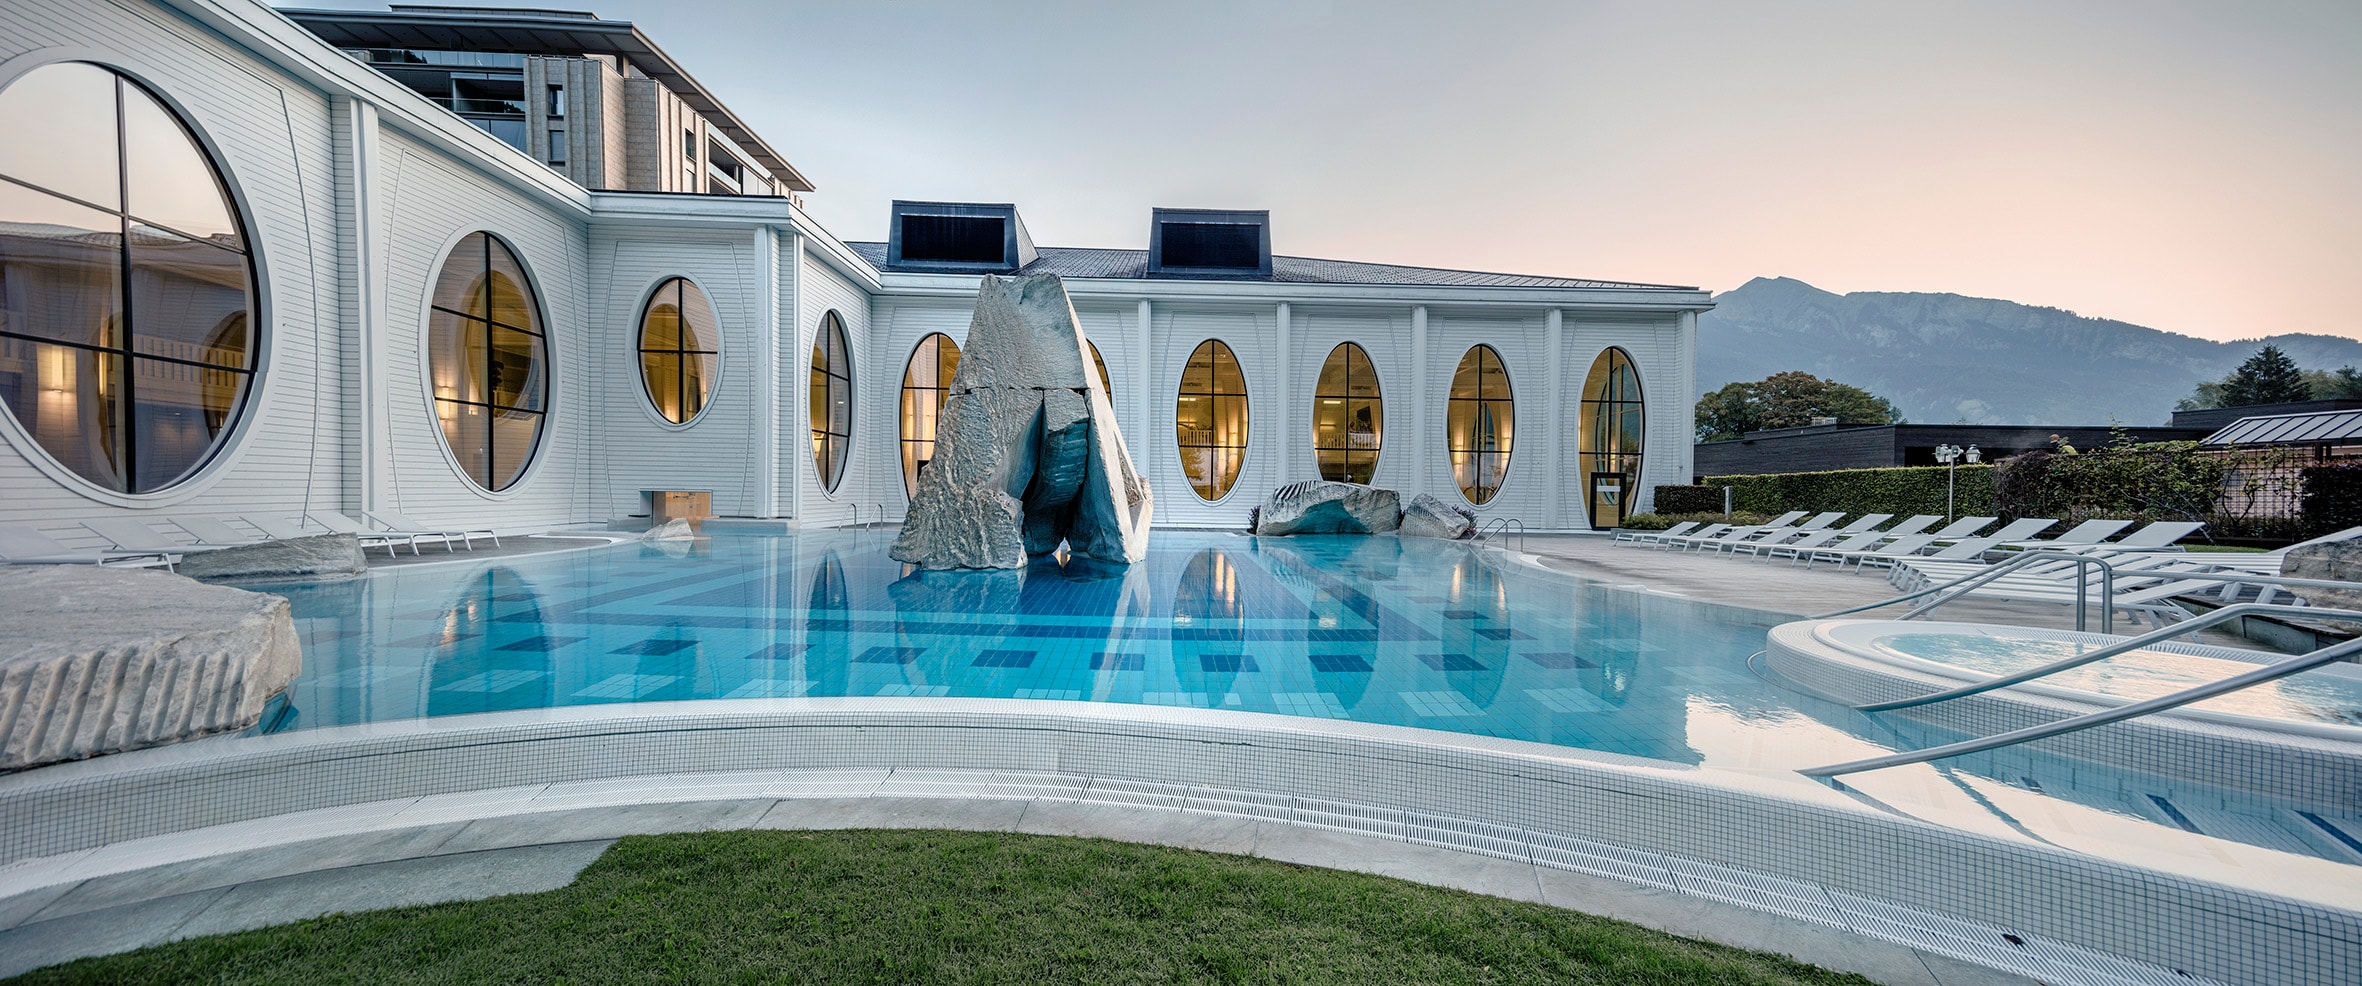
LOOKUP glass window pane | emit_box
[122,83,239,245]
[642,351,681,421]
[0,338,128,491]
[0,180,122,348]
[641,301,681,352]
[1176,339,1247,500]
[431,233,487,315]
[488,325,544,412]
[490,406,540,489]
[1089,341,1111,396]
[130,355,242,488]
[439,399,488,488]
[0,63,121,211]
[483,268,535,333]
[1447,345,1513,505]
[128,223,249,367]
[683,350,715,419]
[677,280,716,352]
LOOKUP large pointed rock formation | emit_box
[891,274,1153,569]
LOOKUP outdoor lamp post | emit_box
[1934,443,1981,521]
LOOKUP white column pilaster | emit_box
[1134,299,1153,442]
[332,96,390,518]
[1544,308,1565,529]
[784,232,806,521]
[1411,305,1429,499]
[753,225,782,517]
[1274,301,1292,481]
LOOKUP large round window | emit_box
[637,277,717,424]
[428,232,548,492]
[899,331,959,494]
[1446,344,1513,505]
[1312,342,1382,484]
[1176,338,1248,501]
[0,62,256,494]
[809,311,851,492]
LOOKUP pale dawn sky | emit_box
[299,1,2361,341]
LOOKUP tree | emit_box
[2181,345,2314,410]
[1695,371,1904,442]
[2311,366,2362,400]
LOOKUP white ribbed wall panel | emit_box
[1154,305,1276,528]
[791,254,871,525]
[585,228,760,518]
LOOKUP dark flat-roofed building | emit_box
[1693,422,2207,478]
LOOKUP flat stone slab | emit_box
[1401,493,1476,539]
[174,534,364,584]
[0,566,301,772]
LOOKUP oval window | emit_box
[1311,342,1382,483]
[1579,348,1645,529]
[808,311,851,492]
[428,232,548,492]
[899,331,960,493]
[0,63,257,493]
[637,277,717,424]
[1446,344,1513,505]
[1176,339,1248,501]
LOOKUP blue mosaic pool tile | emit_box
[1398,690,1484,717]
[724,679,812,698]
[1309,654,1373,673]
[1590,637,1665,653]
[857,647,925,664]
[1419,653,1487,672]
[1015,688,1082,700]
[741,643,807,661]
[972,650,1036,668]
[1471,627,1530,641]
[1091,652,1145,671]
[495,635,583,652]
[613,638,701,656]
[392,631,479,649]
[1521,652,1596,670]
[875,683,950,697]
[1526,687,1607,713]
[434,670,546,693]
[1199,654,1259,672]
[574,673,681,700]
[1439,610,1482,620]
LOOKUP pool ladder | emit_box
[1798,601,2362,778]
[1473,517,1526,551]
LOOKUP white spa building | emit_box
[0,0,1713,541]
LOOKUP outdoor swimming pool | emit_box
[255,530,2362,879]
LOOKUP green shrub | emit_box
[2301,464,2362,536]
[1990,443,2223,527]
[1619,511,1774,531]
[1698,465,1993,520]
[1651,485,1725,514]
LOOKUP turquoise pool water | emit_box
[254,529,2362,869]
[264,530,1773,763]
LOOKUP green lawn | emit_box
[9,830,1875,985]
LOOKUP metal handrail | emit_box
[1856,601,2352,711]
[1799,632,2362,777]
[1475,517,1526,551]
[1810,550,2122,632]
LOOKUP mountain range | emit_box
[1697,277,2362,427]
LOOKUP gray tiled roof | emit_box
[844,242,1690,291]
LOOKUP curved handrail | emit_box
[1799,633,2362,777]
[1855,601,2359,711]
[1475,517,1526,552]
[1810,550,2122,632]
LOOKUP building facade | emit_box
[0,0,1710,545]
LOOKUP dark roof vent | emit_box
[886,201,1035,272]
[1147,208,1270,278]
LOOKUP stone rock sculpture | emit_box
[0,566,301,771]
[1400,493,1477,539]
[1253,481,1401,536]
[175,533,365,583]
[891,273,1152,569]
[2282,541,2362,614]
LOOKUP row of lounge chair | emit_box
[1615,512,2210,574]
[0,511,502,571]
[1882,525,2362,625]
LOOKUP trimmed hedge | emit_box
[1651,485,1726,514]
[2301,464,2362,536]
[1700,465,1994,519]
[1989,444,2222,527]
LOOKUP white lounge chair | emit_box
[1914,516,1997,542]
[1616,521,1700,545]
[81,518,241,556]
[1770,529,1880,565]
[1732,528,1844,560]
[1876,515,1946,539]
[1829,513,1894,535]
[252,515,415,557]
[171,516,264,547]
[1999,518,2132,549]
[368,509,499,550]
[1806,534,1937,571]
[309,511,455,554]
[2075,521,2206,553]
[1654,523,1734,551]
[0,524,174,569]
